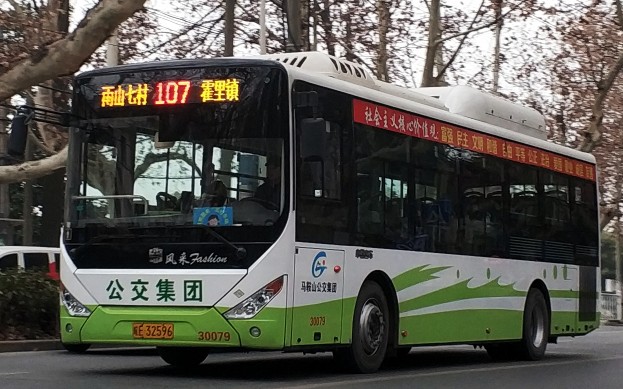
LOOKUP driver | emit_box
[255,156,281,208]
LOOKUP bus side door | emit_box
[291,247,345,346]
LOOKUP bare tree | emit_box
[0,0,147,184]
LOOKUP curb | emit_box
[0,339,62,353]
[0,340,137,353]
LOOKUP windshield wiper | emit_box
[132,225,247,261]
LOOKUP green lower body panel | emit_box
[60,305,289,349]
[75,306,240,347]
[399,309,523,345]
[60,305,92,345]
[226,307,287,349]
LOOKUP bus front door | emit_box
[291,247,345,346]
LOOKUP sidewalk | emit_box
[0,339,62,353]
[0,340,134,353]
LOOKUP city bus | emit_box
[59,51,599,373]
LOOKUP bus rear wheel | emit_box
[334,281,389,373]
[157,347,209,367]
[485,288,549,362]
[517,288,549,360]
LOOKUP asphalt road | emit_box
[1,325,622,389]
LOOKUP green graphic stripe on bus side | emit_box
[399,309,523,344]
[399,277,526,313]
[392,265,452,292]
[549,289,579,299]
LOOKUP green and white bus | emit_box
[60,51,599,373]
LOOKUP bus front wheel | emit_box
[334,281,389,373]
[62,343,90,353]
[157,347,209,367]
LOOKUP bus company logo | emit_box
[148,247,163,264]
[311,251,327,278]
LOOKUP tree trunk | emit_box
[377,0,390,82]
[286,0,302,52]
[341,1,351,60]
[492,0,503,94]
[39,168,65,246]
[421,0,441,87]
[224,0,235,56]
[38,0,71,247]
[318,0,335,55]
[22,138,33,245]
[0,103,15,245]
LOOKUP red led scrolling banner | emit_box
[352,99,596,182]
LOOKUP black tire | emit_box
[517,288,549,360]
[157,347,209,367]
[333,281,390,373]
[485,289,549,362]
[62,343,91,353]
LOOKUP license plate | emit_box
[132,322,174,339]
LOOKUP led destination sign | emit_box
[100,78,241,108]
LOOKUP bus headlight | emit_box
[224,275,284,320]
[61,285,92,317]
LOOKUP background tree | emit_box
[544,1,623,230]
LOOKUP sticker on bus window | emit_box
[193,207,233,226]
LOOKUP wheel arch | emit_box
[363,271,399,352]
[528,279,552,320]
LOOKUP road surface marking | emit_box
[286,355,623,389]
[0,372,28,377]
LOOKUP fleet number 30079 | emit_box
[197,331,231,341]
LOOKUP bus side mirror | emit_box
[300,118,327,160]
[7,108,32,161]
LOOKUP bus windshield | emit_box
[67,64,288,233]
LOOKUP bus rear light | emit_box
[60,284,92,317]
[224,275,285,320]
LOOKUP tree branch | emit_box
[8,0,24,16]
[0,146,67,184]
[134,151,201,180]
[577,50,623,152]
[616,0,623,29]
[435,0,526,45]
[28,130,56,156]
[0,0,147,102]
[435,0,486,82]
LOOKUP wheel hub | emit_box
[530,305,545,348]
[359,298,385,355]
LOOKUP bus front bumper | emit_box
[60,305,286,349]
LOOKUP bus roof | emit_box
[257,51,595,165]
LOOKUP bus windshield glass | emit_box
[67,65,288,231]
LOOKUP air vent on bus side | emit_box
[258,51,376,88]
